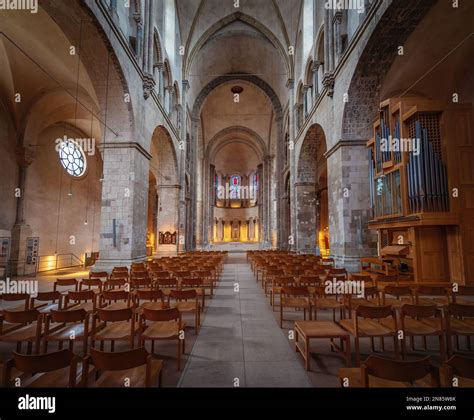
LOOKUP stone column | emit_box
[287,78,297,252]
[295,182,317,253]
[9,146,35,276]
[326,141,377,271]
[94,143,151,271]
[333,11,343,64]
[313,61,321,98]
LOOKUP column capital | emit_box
[286,78,295,89]
[16,145,35,168]
[333,10,343,24]
[313,60,323,71]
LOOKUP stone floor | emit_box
[178,252,312,387]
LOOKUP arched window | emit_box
[230,175,241,199]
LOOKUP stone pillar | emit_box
[287,78,297,252]
[333,11,343,64]
[326,141,377,271]
[94,143,151,271]
[295,182,317,253]
[313,61,321,98]
[9,146,35,276]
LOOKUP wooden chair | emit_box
[82,347,163,388]
[43,309,90,355]
[79,278,103,294]
[155,278,179,297]
[181,278,206,308]
[381,285,414,308]
[91,307,137,352]
[30,291,63,313]
[340,305,399,366]
[441,355,474,387]
[445,303,474,356]
[0,309,43,354]
[339,355,439,387]
[263,268,285,296]
[270,276,295,308]
[386,304,446,360]
[53,278,79,294]
[415,286,450,307]
[134,290,168,313]
[2,349,80,388]
[280,287,311,328]
[64,290,97,313]
[138,308,184,370]
[192,270,215,298]
[169,289,201,334]
[311,285,345,322]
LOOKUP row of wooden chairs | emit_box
[338,354,474,387]
[2,347,163,388]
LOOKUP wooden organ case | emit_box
[367,97,474,284]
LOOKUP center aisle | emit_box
[178,252,312,387]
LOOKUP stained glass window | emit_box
[58,140,87,177]
[230,175,241,199]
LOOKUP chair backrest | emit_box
[80,279,103,291]
[97,307,133,322]
[101,290,130,304]
[448,303,474,318]
[170,289,197,300]
[383,285,412,298]
[135,290,163,303]
[142,307,180,322]
[181,278,203,288]
[273,276,295,287]
[417,285,449,297]
[361,355,436,386]
[105,278,127,289]
[33,291,62,303]
[50,308,87,323]
[54,279,78,292]
[89,347,148,371]
[363,286,379,299]
[377,274,399,284]
[12,349,77,374]
[2,308,40,324]
[67,290,96,303]
[401,304,438,319]
[299,276,322,287]
[456,286,474,296]
[153,271,171,279]
[156,278,178,288]
[356,305,393,319]
[89,272,108,280]
[131,277,152,289]
[281,286,310,297]
[0,293,30,306]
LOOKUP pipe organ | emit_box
[367,97,474,284]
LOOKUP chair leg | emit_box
[177,340,182,370]
[380,337,385,351]
[355,337,360,366]
[393,335,400,360]
[439,334,446,362]
[401,337,407,359]
[423,336,428,350]
[370,338,375,353]
[280,305,283,328]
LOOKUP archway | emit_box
[149,126,179,256]
[296,124,327,254]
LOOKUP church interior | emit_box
[0,0,473,395]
